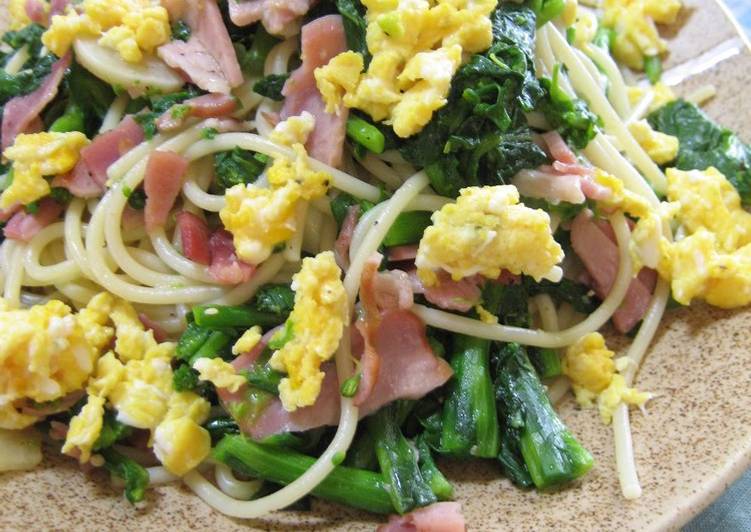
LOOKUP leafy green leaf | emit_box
[171,20,192,41]
[101,448,150,504]
[94,410,133,451]
[214,147,269,191]
[336,0,370,65]
[253,284,295,317]
[253,73,289,101]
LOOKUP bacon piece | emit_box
[25,0,48,25]
[208,229,256,285]
[2,52,70,150]
[228,0,315,35]
[353,319,380,407]
[0,206,21,223]
[334,205,360,270]
[144,150,189,233]
[408,270,483,313]
[222,309,453,439]
[54,116,145,198]
[158,0,243,94]
[176,211,211,265]
[50,0,69,16]
[156,93,237,132]
[4,199,63,241]
[138,313,168,343]
[281,15,348,167]
[542,131,577,165]
[19,391,85,418]
[570,211,656,333]
[386,244,419,262]
[378,502,467,532]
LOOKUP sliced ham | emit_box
[0,206,21,223]
[386,244,419,262]
[281,15,348,167]
[378,502,467,532]
[25,0,49,25]
[158,0,243,94]
[353,319,380,407]
[54,116,145,198]
[570,210,656,333]
[2,52,71,150]
[50,0,69,16]
[176,211,211,265]
[156,93,237,132]
[4,199,63,242]
[222,309,453,439]
[208,229,256,284]
[408,270,483,313]
[541,131,577,165]
[144,150,189,233]
[334,205,360,270]
[228,0,315,35]
[138,313,168,343]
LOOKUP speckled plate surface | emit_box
[1,1,750,531]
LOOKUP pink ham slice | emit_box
[334,204,360,270]
[53,116,145,198]
[228,0,315,35]
[158,0,243,94]
[1,52,71,150]
[144,150,189,233]
[281,15,348,167]
[138,313,168,343]
[407,270,484,313]
[221,309,453,439]
[156,93,237,132]
[208,229,256,284]
[386,244,419,263]
[25,0,48,25]
[570,210,656,333]
[4,199,63,242]
[50,0,69,16]
[176,211,211,265]
[378,502,467,532]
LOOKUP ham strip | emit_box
[157,93,237,132]
[570,210,656,333]
[334,205,360,270]
[407,270,483,313]
[54,116,145,198]
[222,309,453,439]
[158,0,243,94]
[281,15,348,167]
[4,199,63,242]
[50,0,69,16]
[144,150,189,232]
[208,229,256,284]
[138,313,168,343]
[25,0,49,25]
[228,0,315,35]
[176,211,211,265]
[386,244,419,262]
[378,502,467,532]
[2,52,71,150]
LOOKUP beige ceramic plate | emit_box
[1,1,750,530]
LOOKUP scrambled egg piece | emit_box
[269,252,348,411]
[628,120,679,165]
[61,293,211,475]
[656,167,751,308]
[221,116,332,265]
[314,0,496,137]
[43,0,171,63]
[0,298,111,430]
[416,185,564,286]
[9,0,46,30]
[573,7,598,46]
[1,132,89,209]
[603,0,682,70]
[563,333,651,424]
[232,325,262,355]
[627,82,676,113]
[193,357,246,393]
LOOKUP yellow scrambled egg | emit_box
[221,115,332,265]
[415,185,564,286]
[269,251,348,411]
[656,167,751,308]
[1,132,89,209]
[232,325,262,355]
[193,357,246,393]
[627,82,677,113]
[603,0,682,70]
[43,0,171,63]
[314,0,496,138]
[61,293,211,474]
[0,297,111,430]
[563,333,651,424]
[628,119,679,165]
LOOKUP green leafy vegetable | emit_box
[101,447,150,504]
[65,61,116,136]
[537,64,600,149]
[253,73,289,101]
[644,55,662,85]
[127,188,146,210]
[649,99,751,203]
[347,115,386,154]
[171,20,192,41]
[528,0,565,26]
[49,187,73,205]
[268,319,294,350]
[336,0,370,64]
[193,304,284,329]
[494,343,593,489]
[252,284,295,318]
[213,147,269,191]
[133,86,202,139]
[0,24,55,110]
[94,410,133,451]
[415,434,453,501]
[49,104,85,133]
[241,348,284,395]
[172,363,201,392]
[237,26,280,77]
[400,4,547,197]
[340,372,362,398]
[204,416,240,443]
[330,191,375,230]
[382,211,432,247]
[201,127,219,140]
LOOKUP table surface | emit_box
[684,4,751,530]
